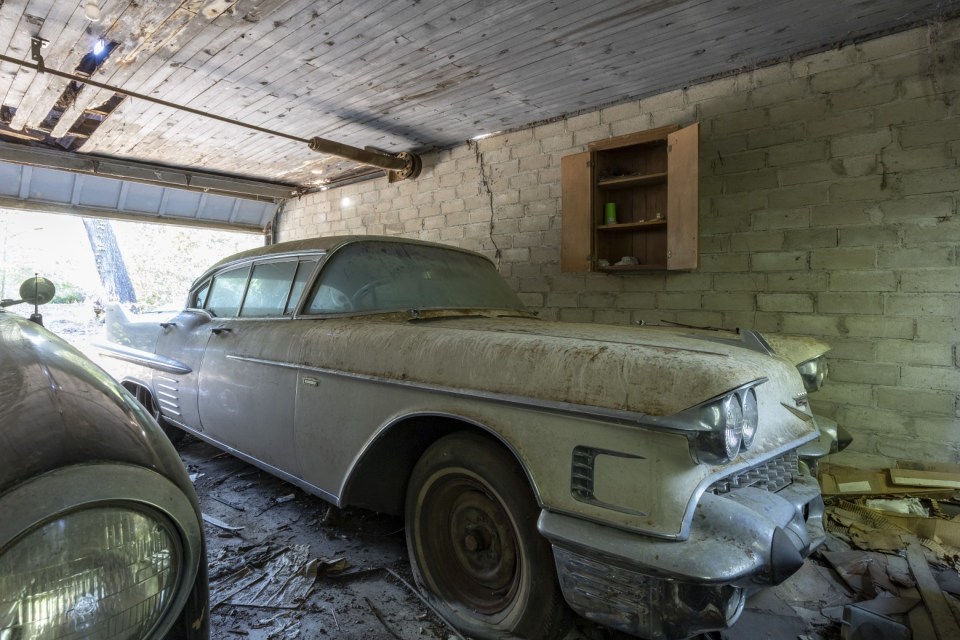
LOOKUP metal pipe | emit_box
[0,53,419,177]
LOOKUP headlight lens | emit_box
[740,387,759,450]
[797,356,828,392]
[697,393,744,463]
[0,507,180,640]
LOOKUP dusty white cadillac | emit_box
[99,235,842,640]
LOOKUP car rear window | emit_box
[305,242,525,314]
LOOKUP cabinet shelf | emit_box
[597,220,666,232]
[561,122,699,273]
[597,172,667,189]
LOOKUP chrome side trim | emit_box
[225,354,710,434]
[95,341,192,375]
[163,416,340,505]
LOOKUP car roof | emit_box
[202,235,492,280]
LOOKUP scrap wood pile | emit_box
[817,460,960,639]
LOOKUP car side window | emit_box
[284,260,318,315]
[205,266,250,317]
[191,280,211,309]
[240,261,298,318]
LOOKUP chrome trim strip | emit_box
[163,417,340,505]
[94,342,192,375]
[225,354,711,434]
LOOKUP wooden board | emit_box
[666,122,699,270]
[560,151,592,273]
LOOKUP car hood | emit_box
[0,313,196,498]
[298,315,811,419]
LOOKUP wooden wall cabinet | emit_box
[561,123,699,273]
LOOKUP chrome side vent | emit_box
[709,450,799,495]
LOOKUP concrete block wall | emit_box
[280,22,960,465]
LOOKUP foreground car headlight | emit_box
[692,382,763,464]
[797,356,828,392]
[0,465,203,640]
[0,507,180,639]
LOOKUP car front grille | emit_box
[708,450,799,495]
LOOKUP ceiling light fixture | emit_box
[83,1,101,22]
[93,38,106,56]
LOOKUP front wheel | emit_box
[405,432,570,639]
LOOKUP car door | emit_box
[197,258,316,474]
[152,268,247,431]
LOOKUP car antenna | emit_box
[30,274,44,327]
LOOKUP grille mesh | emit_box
[709,450,798,495]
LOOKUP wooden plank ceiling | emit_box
[0,0,956,191]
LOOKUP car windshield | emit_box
[305,241,526,314]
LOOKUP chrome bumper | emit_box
[538,473,825,639]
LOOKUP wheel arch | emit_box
[340,412,541,515]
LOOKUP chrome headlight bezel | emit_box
[690,380,765,465]
[797,355,829,392]
[0,464,203,640]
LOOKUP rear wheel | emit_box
[405,432,570,639]
[132,385,185,446]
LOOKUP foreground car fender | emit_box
[0,312,208,640]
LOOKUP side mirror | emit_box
[1,276,56,326]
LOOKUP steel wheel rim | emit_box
[420,473,521,614]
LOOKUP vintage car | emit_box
[98,236,837,640]
[0,279,208,640]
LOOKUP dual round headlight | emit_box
[797,356,828,392]
[695,387,760,464]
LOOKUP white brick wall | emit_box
[279,22,960,465]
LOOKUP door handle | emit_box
[211,327,232,335]
[160,322,177,329]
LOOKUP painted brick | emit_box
[656,292,702,310]
[900,268,960,292]
[859,28,928,61]
[899,168,960,195]
[768,184,830,208]
[724,169,779,193]
[699,253,750,272]
[809,64,875,92]
[876,98,950,127]
[616,292,656,308]
[730,231,785,252]
[714,150,766,175]
[829,83,899,112]
[838,225,899,247]
[829,270,898,291]
[539,133,574,153]
[767,271,830,291]
[903,219,960,246]
[714,273,767,291]
[610,114,654,137]
[684,76,739,103]
[702,292,756,311]
[750,211,809,235]
[831,130,893,157]
[573,125,613,147]
[781,314,843,337]
[695,93,751,118]
[885,293,960,317]
[566,112,601,131]
[664,273,714,291]
[900,365,960,393]
[560,308,595,323]
[810,202,877,227]
[808,111,875,138]
[778,162,841,186]
[810,247,876,270]
[595,309,632,325]
[747,123,806,149]
[830,177,891,203]
[841,407,913,436]
[841,155,878,178]
[783,228,840,250]
[842,316,915,339]
[899,120,960,147]
[876,340,955,367]
[819,292,883,315]
[623,275,667,292]
[600,101,642,124]
[830,360,900,386]
[878,247,954,268]
[758,293,814,312]
[826,338,876,361]
[817,381,874,407]
[767,97,829,125]
[752,251,809,271]
[882,146,952,173]
[650,106,697,128]
[712,109,770,136]
[766,140,829,167]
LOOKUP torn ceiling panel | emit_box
[0,0,957,191]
